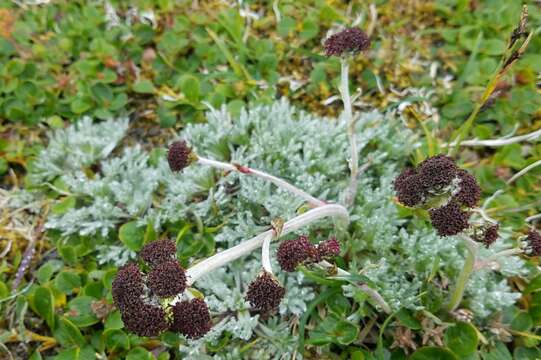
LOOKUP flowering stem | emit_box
[185,204,349,285]
[446,235,478,312]
[339,58,359,207]
[261,233,273,274]
[197,156,325,207]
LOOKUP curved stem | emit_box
[261,233,273,274]
[197,156,325,207]
[185,204,349,285]
[447,235,478,312]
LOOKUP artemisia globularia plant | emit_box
[111,19,541,343]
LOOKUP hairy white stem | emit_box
[487,248,523,260]
[197,156,325,207]
[526,213,541,223]
[339,58,359,207]
[317,260,391,314]
[261,233,273,274]
[443,127,541,148]
[185,204,349,285]
[506,159,541,185]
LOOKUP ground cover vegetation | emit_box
[0,1,541,359]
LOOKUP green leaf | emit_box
[481,342,512,360]
[70,98,93,114]
[511,312,533,332]
[308,315,359,346]
[103,329,130,351]
[409,347,458,360]
[54,316,86,347]
[66,296,100,327]
[29,286,55,328]
[444,322,478,357]
[524,275,541,294]
[126,347,155,360]
[119,221,145,251]
[54,271,81,295]
[178,75,200,102]
[133,80,156,94]
[104,310,124,330]
[51,345,95,360]
[396,308,422,330]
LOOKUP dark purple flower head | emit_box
[454,169,481,208]
[140,239,177,268]
[418,154,458,190]
[171,299,212,339]
[526,230,541,256]
[395,173,426,207]
[277,235,317,272]
[112,263,144,312]
[246,271,285,315]
[324,28,370,57]
[120,302,168,337]
[394,168,417,192]
[147,260,187,298]
[475,224,499,248]
[167,140,194,172]
[317,237,341,258]
[429,201,471,237]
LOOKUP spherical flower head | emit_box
[140,239,177,268]
[475,224,499,248]
[418,154,458,191]
[147,260,187,298]
[171,299,212,339]
[454,169,481,208]
[393,167,417,192]
[317,237,341,258]
[277,235,318,272]
[245,271,285,315]
[167,140,194,172]
[112,263,144,312]
[120,303,168,337]
[395,172,426,207]
[526,230,541,256]
[429,201,471,237]
[324,27,370,57]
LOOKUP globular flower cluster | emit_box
[246,271,286,315]
[526,230,541,256]
[277,235,341,272]
[394,154,483,238]
[111,239,211,339]
[167,140,194,172]
[171,299,212,339]
[476,224,500,248]
[324,28,370,57]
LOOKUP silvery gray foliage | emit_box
[31,100,529,355]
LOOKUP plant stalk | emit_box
[446,235,478,312]
[197,156,325,207]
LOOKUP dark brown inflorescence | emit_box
[418,155,458,190]
[246,271,285,315]
[140,239,177,268]
[171,299,212,339]
[120,303,168,337]
[474,224,499,247]
[112,263,144,312]
[526,230,541,256]
[277,235,317,272]
[317,237,341,259]
[324,28,370,57]
[147,260,187,298]
[429,201,471,237]
[454,169,481,208]
[167,140,194,172]
[394,169,426,207]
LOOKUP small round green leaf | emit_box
[410,347,458,360]
[444,322,478,357]
[119,221,145,251]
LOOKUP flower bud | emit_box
[526,230,541,256]
[454,169,481,208]
[246,271,285,315]
[429,201,471,237]
[140,239,177,268]
[277,235,318,272]
[167,140,194,172]
[147,260,187,298]
[418,155,458,190]
[324,28,370,57]
[171,298,212,339]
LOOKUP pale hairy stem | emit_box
[446,235,478,312]
[339,58,359,207]
[261,233,273,274]
[443,127,541,148]
[197,156,325,207]
[185,204,349,285]
[318,260,392,314]
[506,159,541,185]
